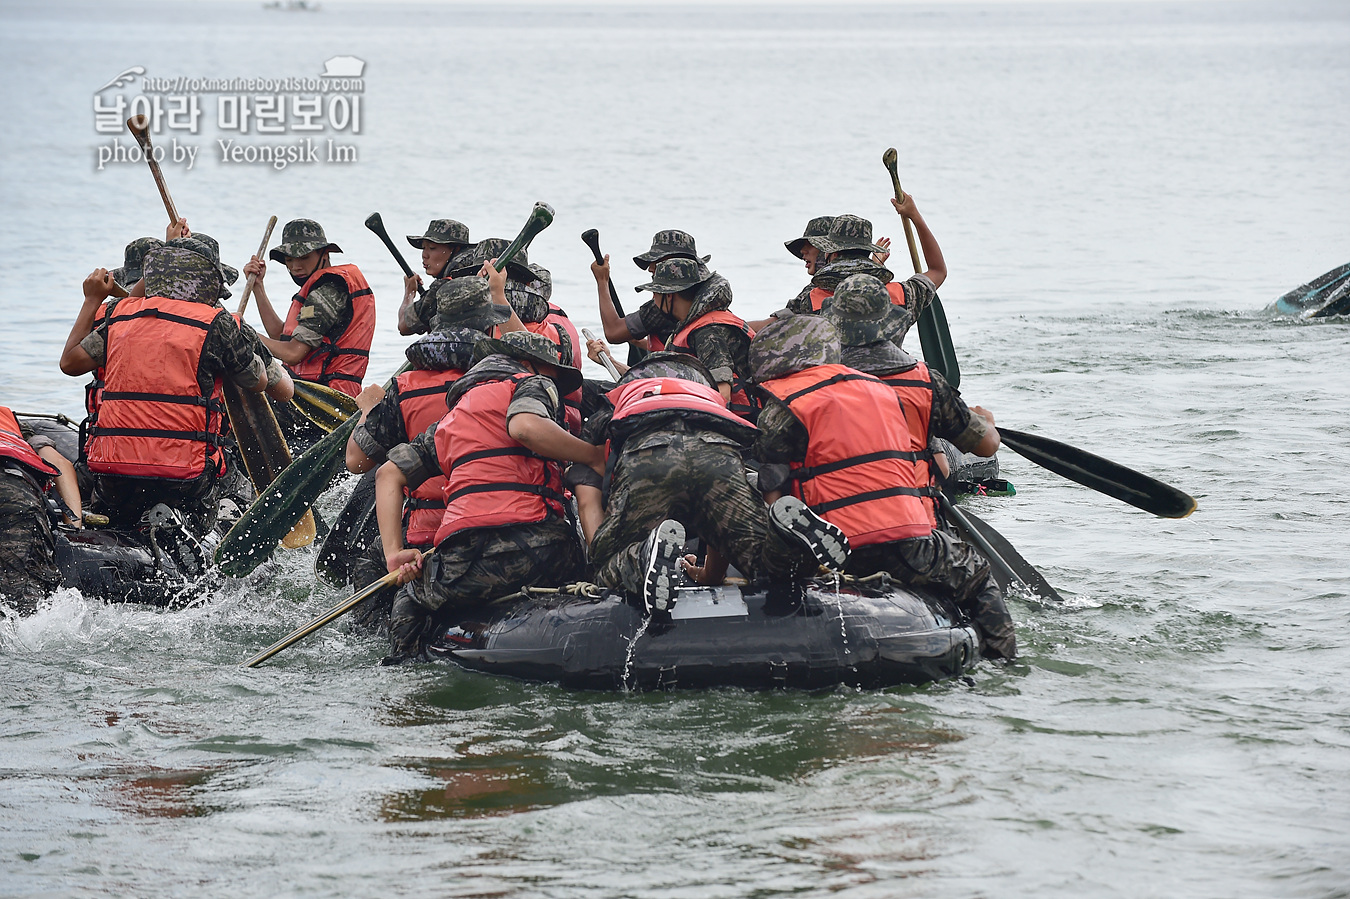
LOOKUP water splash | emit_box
[620,613,651,691]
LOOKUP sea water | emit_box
[2,1,1348,896]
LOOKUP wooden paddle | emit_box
[217,203,557,576]
[364,212,425,298]
[127,115,178,225]
[883,148,960,388]
[223,217,315,549]
[240,551,430,668]
[290,378,359,433]
[999,427,1197,519]
[582,228,648,367]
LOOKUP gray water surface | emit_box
[2,2,1348,897]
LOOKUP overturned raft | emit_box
[430,580,979,691]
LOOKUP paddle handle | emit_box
[494,202,554,273]
[582,328,622,380]
[126,115,179,225]
[237,215,278,317]
[364,212,425,297]
[883,149,923,274]
[581,228,626,318]
[108,280,129,299]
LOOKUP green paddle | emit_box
[883,148,960,388]
[216,202,557,576]
[999,427,1197,519]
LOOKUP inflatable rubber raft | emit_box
[429,579,979,691]
[1273,261,1350,318]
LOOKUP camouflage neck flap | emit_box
[811,257,895,292]
[670,273,733,340]
[143,246,224,305]
[841,340,917,375]
[504,280,549,323]
[405,327,481,372]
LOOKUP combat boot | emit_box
[769,496,850,572]
[640,519,685,616]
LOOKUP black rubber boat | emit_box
[16,413,233,609]
[429,579,979,691]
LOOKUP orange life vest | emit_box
[283,264,375,397]
[394,367,463,547]
[432,374,568,546]
[522,315,583,433]
[808,280,907,312]
[606,376,757,442]
[0,407,58,481]
[85,296,228,481]
[668,310,759,421]
[878,362,937,527]
[545,303,582,367]
[761,363,933,546]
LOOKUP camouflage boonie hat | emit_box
[190,233,240,286]
[448,237,534,283]
[473,329,583,394]
[614,351,717,390]
[431,277,512,332]
[785,216,835,259]
[143,245,224,306]
[269,218,342,262]
[632,230,711,270]
[748,314,841,383]
[526,264,552,303]
[807,214,884,256]
[634,257,715,295]
[407,219,471,249]
[823,274,907,346]
[111,237,164,288]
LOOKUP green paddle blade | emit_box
[999,427,1197,519]
[495,202,554,272]
[216,414,358,576]
[916,295,960,388]
[290,379,358,433]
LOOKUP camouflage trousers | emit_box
[88,471,219,537]
[404,515,585,616]
[0,469,61,610]
[591,434,808,597]
[848,530,1017,660]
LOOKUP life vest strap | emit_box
[108,308,214,331]
[399,384,450,400]
[447,445,539,473]
[100,391,225,413]
[811,484,937,515]
[405,497,448,511]
[88,426,227,446]
[782,372,878,405]
[444,481,568,506]
[792,449,926,481]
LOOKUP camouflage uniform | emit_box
[636,259,752,392]
[624,230,710,347]
[0,461,61,612]
[383,346,585,653]
[749,315,1015,659]
[80,246,265,532]
[570,354,813,597]
[267,219,355,352]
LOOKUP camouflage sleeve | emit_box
[687,323,746,386]
[784,284,815,315]
[927,370,987,454]
[353,391,409,463]
[579,404,612,446]
[900,274,937,319]
[288,277,351,348]
[386,421,441,491]
[507,375,561,424]
[202,311,266,388]
[79,329,106,366]
[750,396,808,465]
[408,290,435,335]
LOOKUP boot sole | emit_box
[642,520,685,614]
[771,498,850,571]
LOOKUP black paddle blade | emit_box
[916,295,960,389]
[957,507,1064,603]
[999,427,1197,519]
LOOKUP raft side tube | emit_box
[438,582,978,691]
